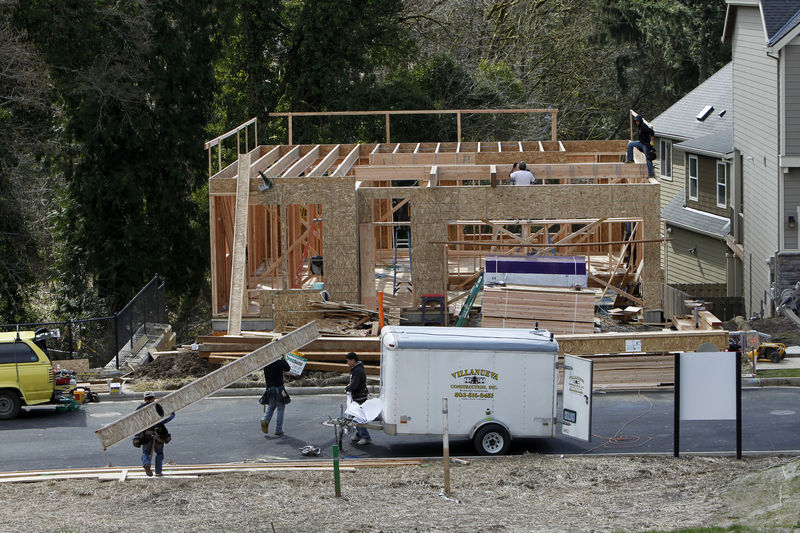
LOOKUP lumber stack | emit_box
[195,334,381,374]
[481,285,595,334]
[672,301,724,331]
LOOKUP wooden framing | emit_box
[207,116,662,326]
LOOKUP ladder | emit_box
[392,225,412,294]
[455,272,484,327]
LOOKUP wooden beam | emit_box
[284,145,321,177]
[333,144,360,177]
[536,217,607,255]
[227,153,251,336]
[267,146,300,178]
[430,238,669,247]
[95,322,320,449]
[588,272,643,306]
[308,145,340,176]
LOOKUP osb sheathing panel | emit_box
[272,289,325,332]
[357,182,662,306]
[258,289,276,319]
[556,330,728,354]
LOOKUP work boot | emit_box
[274,430,284,436]
[261,420,268,434]
[155,473,163,477]
[143,464,153,477]
[351,434,361,442]
[357,438,372,445]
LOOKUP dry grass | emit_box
[3,455,798,532]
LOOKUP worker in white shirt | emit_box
[509,161,535,185]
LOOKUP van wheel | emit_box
[0,391,21,420]
[473,424,511,456]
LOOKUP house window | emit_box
[688,155,698,201]
[716,162,727,208]
[660,139,672,180]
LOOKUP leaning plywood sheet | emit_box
[95,322,320,450]
[227,153,251,336]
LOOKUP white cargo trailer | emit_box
[377,326,593,455]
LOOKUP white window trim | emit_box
[688,155,699,201]
[660,139,672,180]
[716,161,727,208]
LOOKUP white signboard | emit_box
[561,355,593,442]
[679,352,737,421]
[285,351,307,376]
[625,339,642,352]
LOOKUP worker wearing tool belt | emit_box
[345,352,371,445]
[134,391,175,477]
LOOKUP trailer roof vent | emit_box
[696,105,714,121]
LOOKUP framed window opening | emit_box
[660,139,672,180]
[716,161,727,208]
[688,155,699,201]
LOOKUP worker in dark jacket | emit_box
[135,391,175,477]
[261,357,291,436]
[625,114,655,177]
[345,352,371,444]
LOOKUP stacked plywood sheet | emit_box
[481,284,595,334]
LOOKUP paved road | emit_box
[2,387,799,472]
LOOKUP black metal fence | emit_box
[0,275,166,369]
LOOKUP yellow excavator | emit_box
[747,343,787,364]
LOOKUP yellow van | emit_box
[0,330,60,419]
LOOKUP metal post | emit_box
[736,350,742,460]
[113,312,120,370]
[332,444,342,497]
[67,320,74,360]
[442,398,451,496]
[673,353,680,457]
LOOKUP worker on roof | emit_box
[509,161,535,185]
[134,391,175,477]
[260,357,291,436]
[625,114,656,177]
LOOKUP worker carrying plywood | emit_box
[132,391,175,477]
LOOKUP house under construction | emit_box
[205,110,662,333]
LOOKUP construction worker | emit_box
[626,114,655,177]
[260,357,291,436]
[135,391,175,477]
[345,352,371,444]
[509,161,535,185]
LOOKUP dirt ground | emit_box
[3,455,798,532]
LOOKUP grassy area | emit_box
[757,368,800,378]
[644,527,754,533]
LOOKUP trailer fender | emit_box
[468,418,512,441]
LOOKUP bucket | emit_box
[73,388,85,403]
[109,382,121,394]
[312,282,324,290]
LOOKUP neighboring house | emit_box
[724,0,800,317]
[651,64,741,297]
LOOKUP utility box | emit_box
[378,326,593,455]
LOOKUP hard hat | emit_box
[143,391,156,399]
[518,161,527,170]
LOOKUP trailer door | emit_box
[561,355,593,442]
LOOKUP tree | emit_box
[0,17,55,322]
[15,0,220,315]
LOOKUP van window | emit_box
[14,343,39,363]
[0,343,16,364]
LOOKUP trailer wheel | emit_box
[0,390,21,420]
[473,424,511,456]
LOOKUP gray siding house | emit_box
[724,0,800,317]
[651,64,741,296]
